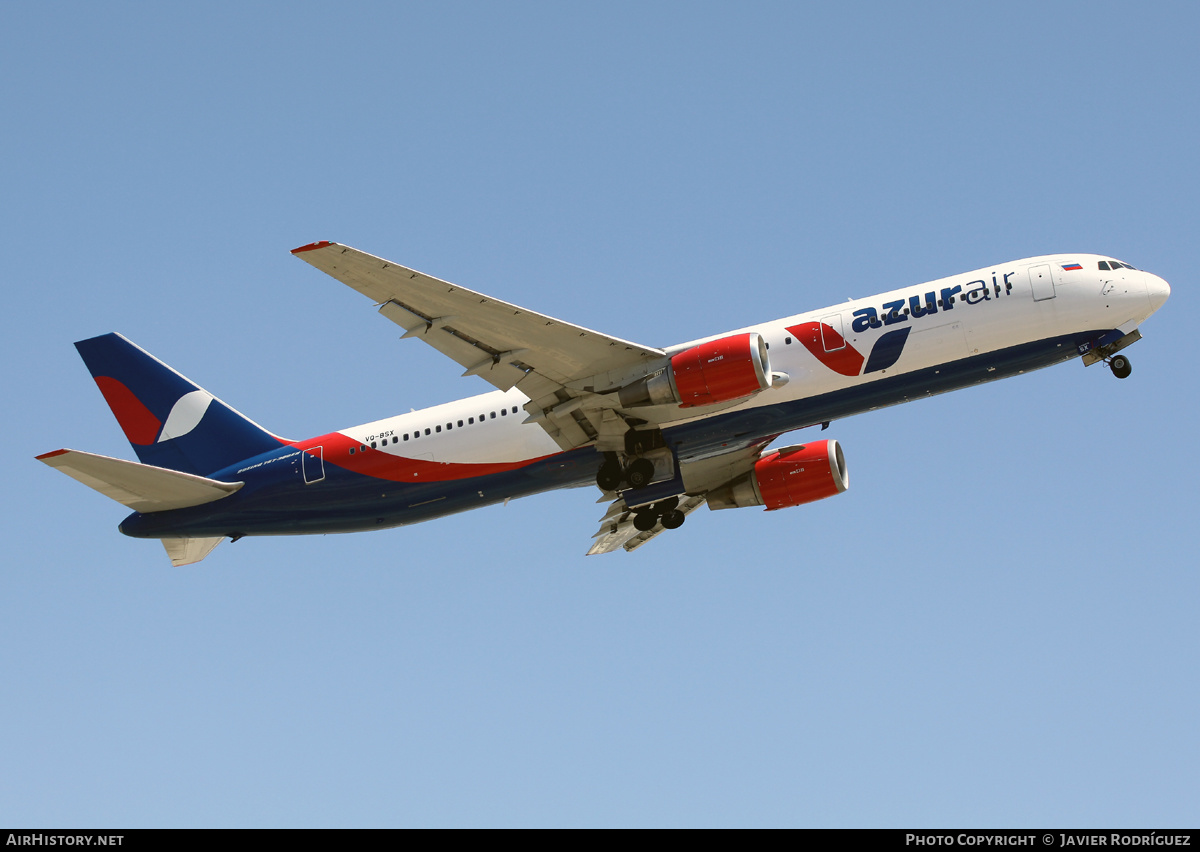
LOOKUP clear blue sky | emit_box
[3,1,1197,827]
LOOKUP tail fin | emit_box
[74,333,285,476]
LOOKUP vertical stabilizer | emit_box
[74,333,285,476]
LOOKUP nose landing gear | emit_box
[1108,354,1132,379]
[1081,329,1141,378]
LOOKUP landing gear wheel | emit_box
[633,511,658,532]
[1110,354,1132,379]
[661,509,686,530]
[651,496,679,514]
[625,458,656,489]
[596,460,623,491]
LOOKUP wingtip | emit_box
[291,240,334,254]
[36,449,69,461]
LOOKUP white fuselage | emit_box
[335,254,1169,466]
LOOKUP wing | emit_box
[292,242,668,450]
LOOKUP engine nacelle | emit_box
[618,332,773,409]
[707,440,848,511]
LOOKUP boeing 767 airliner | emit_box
[38,243,1170,565]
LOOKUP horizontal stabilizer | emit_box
[162,536,225,567]
[36,449,243,513]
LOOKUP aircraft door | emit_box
[303,446,325,484]
[1029,264,1056,301]
[820,313,847,351]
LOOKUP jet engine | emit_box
[618,332,777,409]
[707,440,848,511]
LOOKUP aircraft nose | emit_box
[1146,273,1171,313]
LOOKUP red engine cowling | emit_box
[672,333,772,407]
[707,440,849,511]
[618,332,772,409]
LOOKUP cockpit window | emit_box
[1098,261,1111,270]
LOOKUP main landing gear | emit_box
[632,497,686,532]
[596,449,688,533]
[595,453,657,491]
[596,457,623,491]
[1108,354,1132,379]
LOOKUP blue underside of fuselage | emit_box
[120,329,1109,540]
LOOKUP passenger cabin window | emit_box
[458,420,463,427]
[424,428,431,436]
[490,412,496,419]
[469,417,475,424]
[403,434,409,441]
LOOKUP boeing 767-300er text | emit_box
[38,243,1170,565]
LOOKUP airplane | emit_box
[38,243,1170,565]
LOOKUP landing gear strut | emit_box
[1109,354,1132,379]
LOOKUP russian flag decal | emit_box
[1062,263,1083,271]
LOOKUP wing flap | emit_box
[37,449,243,513]
[162,536,225,567]
[378,299,529,390]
